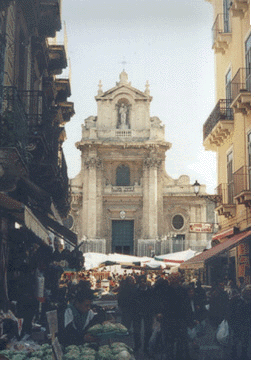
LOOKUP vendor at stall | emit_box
[59,285,105,347]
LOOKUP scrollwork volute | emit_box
[84,157,102,169]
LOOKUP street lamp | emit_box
[192,180,221,204]
[193,180,201,196]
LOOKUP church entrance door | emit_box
[112,220,134,255]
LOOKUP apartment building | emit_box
[0,0,76,309]
[181,0,251,285]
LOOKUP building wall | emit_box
[71,71,215,256]
[203,0,251,283]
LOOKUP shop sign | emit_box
[189,223,213,233]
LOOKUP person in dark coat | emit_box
[132,275,155,356]
[209,282,229,328]
[59,285,105,347]
[229,285,251,359]
[169,275,193,360]
[117,275,135,331]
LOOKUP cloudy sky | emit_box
[60,0,217,193]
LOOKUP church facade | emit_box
[70,71,215,256]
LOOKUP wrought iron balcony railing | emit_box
[203,99,234,141]
[0,86,29,162]
[17,89,51,126]
[231,67,251,101]
[212,13,231,46]
[234,165,251,197]
[216,182,235,206]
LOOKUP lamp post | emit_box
[192,180,221,204]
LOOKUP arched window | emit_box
[116,164,130,186]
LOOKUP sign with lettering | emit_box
[189,223,213,233]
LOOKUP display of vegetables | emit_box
[0,343,53,360]
[62,342,133,360]
[87,321,128,335]
[0,320,132,360]
[0,341,134,360]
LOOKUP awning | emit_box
[1,191,77,247]
[27,208,77,246]
[211,227,237,242]
[180,230,251,270]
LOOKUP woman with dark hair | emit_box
[59,285,105,347]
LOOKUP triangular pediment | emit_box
[96,84,151,100]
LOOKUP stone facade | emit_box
[70,71,215,256]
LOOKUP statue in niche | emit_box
[118,103,129,129]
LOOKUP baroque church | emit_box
[70,71,215,256]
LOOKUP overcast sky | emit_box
[60,0,217,193]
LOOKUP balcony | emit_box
[38,0,61,38]
[48,44,67,76]
[233,165,251,206]
[55,78,71,103]
[203,99,234,151]
[104,184,143,196]
[17,89,51,126]
[0,86,29,191]
[212,14,232,54]
[230,0,249,18]
[231,68,251,114]
[57,101,75,123]
[215,183,236,218]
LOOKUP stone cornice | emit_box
[76,140,172,151]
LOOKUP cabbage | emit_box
[114,349,131,360]
[79,354,95,360]
[87,323,103,334]
[114,323,128,333]
[65,345,79,352]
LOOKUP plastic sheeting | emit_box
[154,249,198,264]
[83,252,152,270]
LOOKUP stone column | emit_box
[84,156,102,238]
[143,156,162,239]
[142,163,149,237]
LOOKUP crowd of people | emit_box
[1,251,251,360]
[55,269,251,360]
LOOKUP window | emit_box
[245,34,251,91]
[223,0,231,33]
[116,164,130,186]
[227,151,234,204]
[172,214,184,230]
